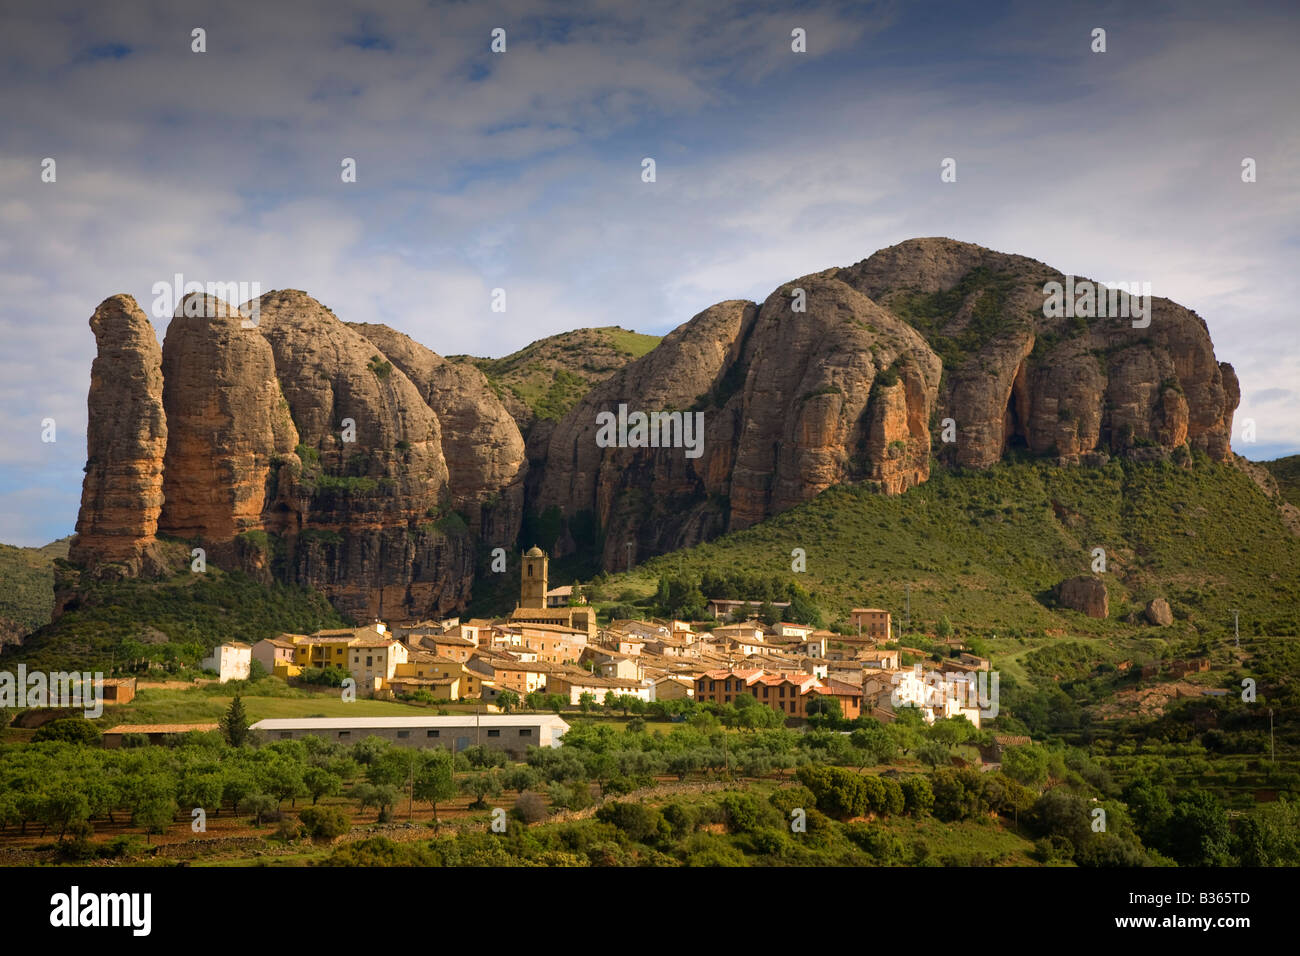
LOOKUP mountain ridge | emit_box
[55,237,1244,625]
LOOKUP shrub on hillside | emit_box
[595,801,664,842]
[900,776,935,816]
[33,718,101,745]
[512,791,548,824]
[770,785,816,818]
[298,805,351,840]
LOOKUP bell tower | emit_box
[520,546,548,609]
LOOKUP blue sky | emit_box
[2,0,1298,546]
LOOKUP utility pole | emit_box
[1233,610,1239,648]
[626,540,635,572]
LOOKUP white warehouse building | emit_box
[249,714,570,756]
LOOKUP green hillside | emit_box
[589,454,1300,643]
[2,564,348,673]
[0,537,70,643]
[1263,454,1300,508]
[450,326,661,427]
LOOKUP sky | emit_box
[1,0,1297,547]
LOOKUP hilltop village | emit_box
[167,548,990,749]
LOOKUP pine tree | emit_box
[221,694,250,747]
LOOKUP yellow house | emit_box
[392,652,490,699]
[292,635,358,672]
[387,675,461,701]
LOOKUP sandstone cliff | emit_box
[349,322,526,547]
[69,295,171,578]
[529,238,1238,570]
[837,238,1239,468]
[250,290,472,621]
[68,237,1242,607]
[158,294,300,559]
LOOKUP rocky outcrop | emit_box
[69,290,483,622]
[249,291,473,621]
[69,295,171,578]
[532,278,942,564]
[349,322,526,547]
[532,300,756,566]
[68,237,1243,605]
[1144,598,1174,626]
[1059,576,1109,619]
[526,238,1239,571]
[158,294,300,560]
[838,238,1239,468]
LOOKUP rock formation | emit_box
[1144,598,1174,626]
[529,237,1239,569]
[68,237,1242,611]
[158,294,300,556]
[838,238,1239,468]
[250,290,472,622]
[1059,575,1109,619]
[69,295,171,578]
[349,322,526,546]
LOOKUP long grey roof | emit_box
[250,715,569,730]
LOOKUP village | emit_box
[105,547,999,751]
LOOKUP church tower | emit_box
[520,546,548,609]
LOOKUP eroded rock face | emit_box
[527,239,1237,571]
[1059,575,1109,619]
[349,322,526,547]
[533,299,756,566]
[725,277,940,527]
[70,295,171,578]
[838,238,1239,468]
[158,294,300,556]
[532,278,941,564]
[251,291,472,621]
[70,237,1243,605]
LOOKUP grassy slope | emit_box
[449,326,661,424]
[0,538,70,639]
[590,457,1300,681]
[2,566,348,672]
[1263,454,1300,508]
[95,685,437,726]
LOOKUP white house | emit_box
[887,664,983,727]
[201,641,252,683]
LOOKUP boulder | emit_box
[1145,598,1174,626]
[1059,575,1109,619]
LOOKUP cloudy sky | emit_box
[1,0,1297,547]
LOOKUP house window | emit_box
[338,731,350,738]
[366,656,373,666]
[397,730,410,739]
[519,728,532,737]
[427,730,440,738]
[487,729,500,738]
